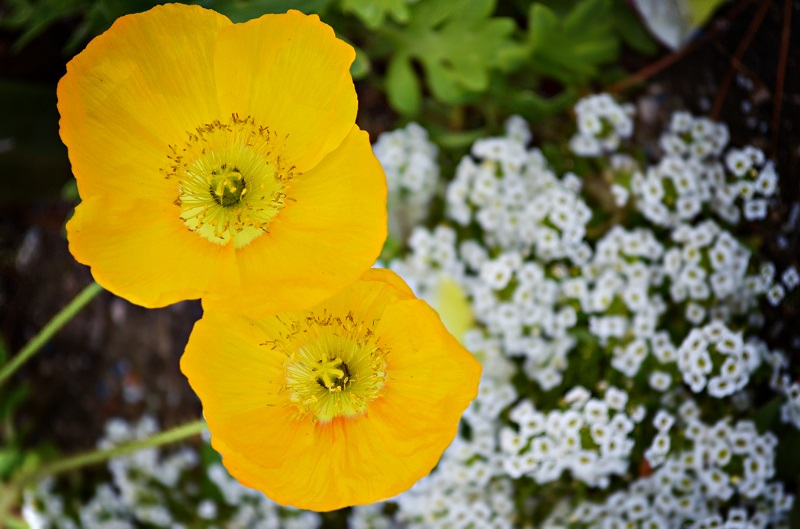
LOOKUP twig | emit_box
[709,39,770,94]
[710,0,773,120]
[609,0,755,93]
[771,0,792,157]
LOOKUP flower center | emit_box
[209,165,247,207]
[272,311,388,424]
[163,114,298,249]
[315,357,351,391]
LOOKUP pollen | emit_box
[273,310,388,423]
[163,114,298,248]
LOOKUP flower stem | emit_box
[15,419,206,487]
[0,281,103,387]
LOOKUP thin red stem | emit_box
[710,0,772,120]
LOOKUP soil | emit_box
[0,0,798,487]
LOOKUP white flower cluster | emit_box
[597,107,782,230]
[675,321,761,398]
[664,221,758,318]
[760,263,800,307]
[661,111,729,160]
[569,93,635,156]
[23,416,321,529]
[545,408,793,528]
[502,387,640,488]
[724,148,779,221]
[26,96,797,529]
[447,115,591,258]
[380,96,796,528]
[391,225,464,297]
[373,122,440,240]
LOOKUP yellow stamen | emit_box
[271,310,388,423]
[162,114,299,248]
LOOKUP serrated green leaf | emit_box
[505,87,577,122]
[528,0,620,84]
[339,0,413,28]
[391,0,520,105]
[386,55,421,115]
[528,3,559,50]
[408,0,483,29]
[422,58,465,103]
[204,0,333,22]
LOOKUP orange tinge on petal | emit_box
[181,269,482,511]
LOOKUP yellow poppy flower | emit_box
[59,4,387,315]
[181,268,482,511]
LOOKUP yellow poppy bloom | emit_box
[60,4,387,315]
[181,268,482,511]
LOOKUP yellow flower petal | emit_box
[58,4,231,200]
[68,196,239,307]
[60,5,386,313]
[213,10,357,173]
[181,269,481,511]
[203,125,387,315]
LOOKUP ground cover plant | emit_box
[1,0,798,528]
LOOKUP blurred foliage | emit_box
[0,0,658,204]
[0,340,50,486]
[0,0,658,127]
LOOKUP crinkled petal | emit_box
[204,126,387,316]
[58,4,230,200]
[214,10,357,173]
[182,270,481,511]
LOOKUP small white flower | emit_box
[781,265,799,290]
[649,371,672,391]
[743,198,768,220]
[767,283,785,306]
[564,386,591,409]
[604,387,629,411]
[725,149,752,177]
[197,500,217,520]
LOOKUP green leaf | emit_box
[385,0,521,108]
[527,0,620,84]
[339,0,413,28]
[386,55,421,115]
[430,128,487,150]
[350,44,371,79]
[0,449,22,477]
[505,87,577,122]
[4,517,29,529]
[0,386,30,422]
[202,0,333,22]
[610,0,658,55]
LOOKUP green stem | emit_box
[15,419,205,488]
[2,513,28,529]
[0,281,103,387]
